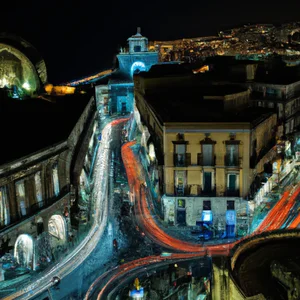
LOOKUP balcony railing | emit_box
[224,154,240,167]
[173,153,191,167]
[175,186,190,196]
[174,185,216,197]
[0,185,70,233]
[197,153,216,166]
[224,189,240,197]
[201,187,217,197]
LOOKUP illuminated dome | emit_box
[0,33,47,97]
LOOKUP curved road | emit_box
[5,117,300,300]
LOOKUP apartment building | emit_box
[133,65,277,233]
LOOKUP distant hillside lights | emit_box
[193,65,209,74]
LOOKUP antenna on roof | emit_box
[137,27,141,34]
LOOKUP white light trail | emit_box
[3,121,115,300]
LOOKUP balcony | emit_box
[201,187,217,197]
[173,153,191,167]
[175,186,190,196]
[174,185,217,197]
[224,189,240,197]
[224,154,240,167]
[197,153,216,166]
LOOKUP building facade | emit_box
[250,80,300,136]
[133,68,277,235]
[0,93,99,273]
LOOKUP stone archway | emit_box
[48,214,67,247]
[14,234,34,269]
[131,61,146,77]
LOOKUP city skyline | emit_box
[1,11,300,298]
[2,0,300,83]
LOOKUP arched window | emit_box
[48,215,66,242]
[14,234,34,269]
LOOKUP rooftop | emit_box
[144,86,273,126]
[109,70,133,84]
[0,91,94,166]
[138,63,194,78]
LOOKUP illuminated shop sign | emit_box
[226,210,236,226]
[202,210,213,223]
[129,287,144,298]
[177,199,185,208]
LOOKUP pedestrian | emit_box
[113,239,118,252]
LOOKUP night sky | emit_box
[1,1,300,84]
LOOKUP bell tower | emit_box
[116,27,159,78]
[107,27,159,115]
[127,27,148,53]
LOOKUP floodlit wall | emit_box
[0,43,41,94]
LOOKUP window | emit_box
[203,172,212,192]
[174,144,186,167]
[134,45,141,52]
[200,135,216,166]
[15,179,26,216]
[266,88,276,95]
[291,119,295,131]
[0,186,10,226]
[227,200,235,210]
[175,171,186,196]
[203,200,211,210]
[202,144,213,166]
[178,199,185,208]
[175,144,186,154]
[226,144,239,166]
[121,102,126,113]
[34,172,43,207]
[52,163,60,197]
[228,174,237,191]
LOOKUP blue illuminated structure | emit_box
[117,27,158,78]
[107,27,158,115]
[95,28,158,116]
[201,210,213,224]
[129,287,144,298]
[226,209,236,237]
